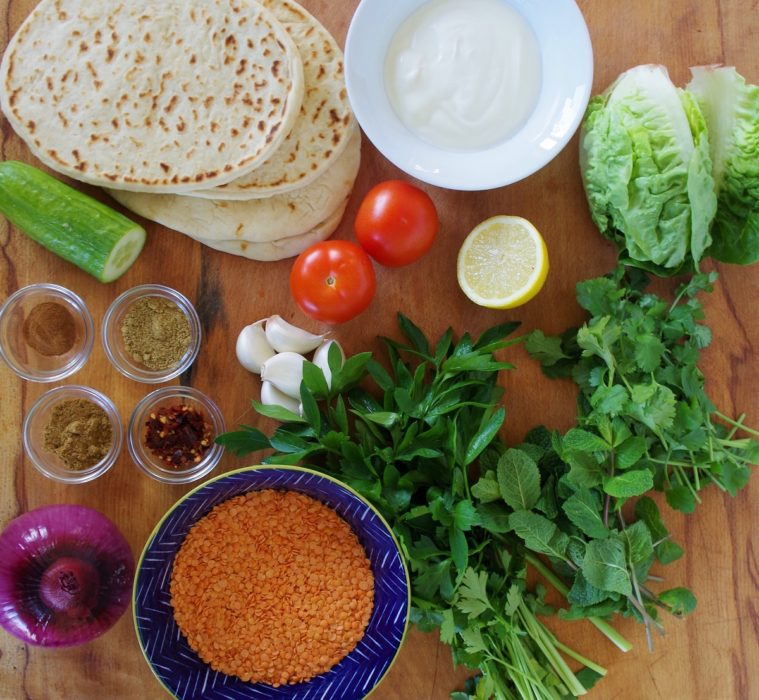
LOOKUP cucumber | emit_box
[0,161,146,282]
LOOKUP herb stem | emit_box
[714,411,759,437]
[524,553,632,652]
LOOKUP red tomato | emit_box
[290,241,376,323]
[354,180,439,267]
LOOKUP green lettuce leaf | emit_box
[687,65,759,265]
[580,64,716,272]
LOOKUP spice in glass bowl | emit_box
[120,296,191,371]
[43,398,112,470]
[22,301,77,357]
[144,404,212,469]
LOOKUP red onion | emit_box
[0,505,134,647]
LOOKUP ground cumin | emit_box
[22,301,76,356]
[120,296,191,371]
[43,398,112,470]
[170,490,375,687]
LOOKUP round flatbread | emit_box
[0,0,304,192]
[108,127,360,242]
[189,0,354,200]
[190,199,348,260]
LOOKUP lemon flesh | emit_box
[457,216,548,309]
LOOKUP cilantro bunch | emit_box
[515,266,759,647]
[219,315,610,699]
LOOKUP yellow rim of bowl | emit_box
[132,464,412,700]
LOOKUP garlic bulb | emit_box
[312,340,344,389]
[265,315,325,354]
[260,381,301,415]
[260,351,307,399]
[236,321,276,374]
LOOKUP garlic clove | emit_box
[236,320,276,374]
[312,340,345,389]
[260,351,307,399]
[260,381,301,415]
[265,315,325,354]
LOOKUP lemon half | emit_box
[456,215,549,309]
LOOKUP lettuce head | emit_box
[580,65,717,274]
[687,66,759,265]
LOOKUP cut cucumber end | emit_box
[100,225,146,282]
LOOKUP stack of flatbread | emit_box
[0,0,358,260]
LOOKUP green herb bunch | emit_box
[219,315,609,700]
[511,265,759,647]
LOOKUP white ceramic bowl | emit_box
[345,0,594,191]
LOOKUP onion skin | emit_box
[0,505,134,647]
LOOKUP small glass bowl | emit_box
[128,386,225,484]
[102,285,201,383]
[23,385,123,484]
[0,284,94,382]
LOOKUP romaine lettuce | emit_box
[580,65,717,274]
[687,66,759,265]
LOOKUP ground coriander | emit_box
[121,296,191,371]
[43,398,112,470]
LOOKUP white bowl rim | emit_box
[345,0,594,191]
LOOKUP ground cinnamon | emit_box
[22,301,76,356]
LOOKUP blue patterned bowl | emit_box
[133,466,410,700]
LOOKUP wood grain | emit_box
[0,1,757,699]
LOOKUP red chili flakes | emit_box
[170,490,375,686]
[144,404,211,468]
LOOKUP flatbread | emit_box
[0,0,304,192]
[190,198,348,260]
[108,127,360,242]
[189,0,354,200]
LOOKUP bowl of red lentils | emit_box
[127,385,224,484]
[133,465,410,700]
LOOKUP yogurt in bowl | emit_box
[384,0,542,151]
[345,0,593,191]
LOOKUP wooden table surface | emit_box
[1,1,757,698]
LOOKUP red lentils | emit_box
[170,490,375,686]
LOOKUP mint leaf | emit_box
[582,538,632,596]
[620,521,654,566]
[604,469,654,497]
[563,428,610,454]
[615,436,647,470]
[509,510,569,560]
[634,496,684,564]
[659,587,697,617]
[562,489,609,538]
[567,570,611,607]
[565,451,604,488]
[497,448,541,510]
[665,484,697,513]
